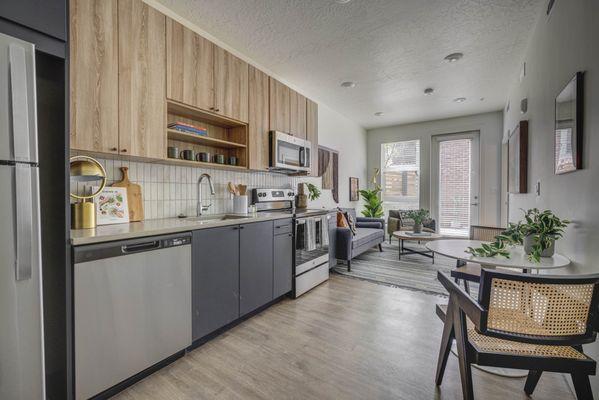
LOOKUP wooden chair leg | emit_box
[347,260,351,272]
[571,373,593,400]
[453,305,474,400]
[435,300,455,386]
[524,370,542,395]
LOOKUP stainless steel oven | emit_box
[294,213,330,297]
[269,130,311,173]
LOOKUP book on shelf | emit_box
[168,122,207,136]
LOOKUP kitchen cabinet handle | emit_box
[209,107,214,110]
[121,149,127,153]
[110,147,118,151]
[214,108,220,112]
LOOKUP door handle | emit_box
[121,240,161,254]
[14,165,33,280]
[9,44,32,162]
[470,203,479,206]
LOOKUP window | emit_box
[381,140,420,211]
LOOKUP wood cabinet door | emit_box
[69,0,119,154]
[289,90,307,139]
[192,226,240,341]
[118,0,166,159]
[239,221,273,316]
[306,98,319,176]
[166,18,214,111]
[248,66,270,170]
[269,77,290,133]
[214,46,249,122]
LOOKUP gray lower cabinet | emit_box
[273,232,293,298]
[192,226,240,341]
[239,221,274,316]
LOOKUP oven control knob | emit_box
[287,192,294,197]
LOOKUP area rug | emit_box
[332,241,459,296]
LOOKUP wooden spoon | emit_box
[227,182,238,195]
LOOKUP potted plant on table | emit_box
[520,208,570,263]
[405,209,430,234]
[466,208,569,263]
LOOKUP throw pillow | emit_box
[345,211,357,236]
[337,211,349,229]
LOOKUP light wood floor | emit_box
[114,275,575,400]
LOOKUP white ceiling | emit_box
[156,0,545,129]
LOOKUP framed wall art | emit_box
[508,120,528,194]
[349,177,359,201]
[555,71,584,174]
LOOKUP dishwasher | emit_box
[73,233,192,400]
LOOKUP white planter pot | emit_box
[523,235,555,257]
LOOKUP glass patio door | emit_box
[431,132,480,237]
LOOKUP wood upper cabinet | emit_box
[306,98,319,176]
[166,18,214,112]
[248,66,270,170]
[118,0,166,159]
[289,90,307,139]
[70,0,119,154]
[269,78,290,133]
[214,47,249,122]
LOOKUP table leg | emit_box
[398,239,402,260]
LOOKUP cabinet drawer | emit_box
[273,219,293,235]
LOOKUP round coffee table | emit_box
[392,231,443,262]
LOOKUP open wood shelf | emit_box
[167,129,246,149]
[162,157,247,171]
[167,99,246,128]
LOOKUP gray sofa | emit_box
[335,208,385,271]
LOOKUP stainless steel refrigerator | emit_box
[0,32,46,400]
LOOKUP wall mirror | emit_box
[554,71,584,174]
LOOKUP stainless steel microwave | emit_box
[269,131,311,173]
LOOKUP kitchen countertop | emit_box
[70,213,293,246]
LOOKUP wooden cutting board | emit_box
[112,167,144,221]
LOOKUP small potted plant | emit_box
[296,182,321,208]
[520,208,570,262]
[405,209,430,234]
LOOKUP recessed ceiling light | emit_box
[444,52,464,63]
[480,97,485,101]
[453,97,467,103]
[335,0,352,3]
[424,88,434,96]
[340,81,356,88]
[374,112,384,116]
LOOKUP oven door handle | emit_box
[299,147,305,167]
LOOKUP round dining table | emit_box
[426,239,571,378]
[425,239,571,272]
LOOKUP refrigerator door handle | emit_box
[9,44,32,162]
[14,164,33,280]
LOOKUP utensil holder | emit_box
[233,195,248,214]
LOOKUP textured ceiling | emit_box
[156,0,545,129]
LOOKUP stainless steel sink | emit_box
[184,214,253,223]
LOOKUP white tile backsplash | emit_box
[87,158,316,220]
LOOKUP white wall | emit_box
[367,111,504,226]
[304,103,367,210]
[503,0,599,393]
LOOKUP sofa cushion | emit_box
[352,228,384,249]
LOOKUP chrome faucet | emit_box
[197,173,215,216]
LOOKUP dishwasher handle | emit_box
[121,240,161,254]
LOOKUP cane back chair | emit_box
[436,269,599,400]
